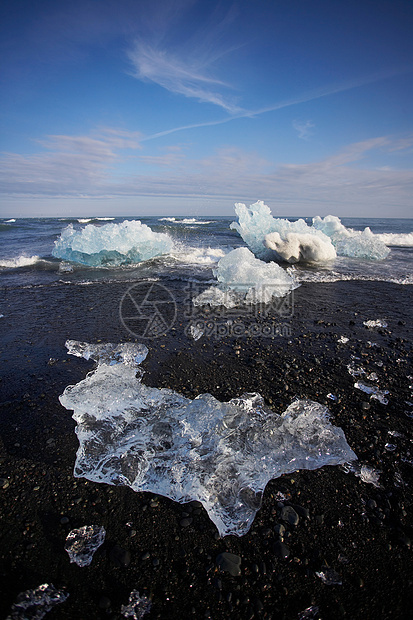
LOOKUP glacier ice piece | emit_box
[121,591,151,619]
[59,341,357,537]
[363,319,388,328]
[354,381,389,404]
[316,568,342,585]
[65,525,106,567]
[7,584,69,620]
[189,325,204,340]
[52,220,174,266]
[230,201,390,262]
[312,215,390,260]
[193,247,298,308]
[264,231,336,263]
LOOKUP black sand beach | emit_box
[0,279,412,619]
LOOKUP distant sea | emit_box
[0,216,412,294]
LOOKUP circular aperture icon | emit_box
[119,282,177,339]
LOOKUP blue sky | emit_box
[0,0,412,217]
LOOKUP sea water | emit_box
[0,214,412,292]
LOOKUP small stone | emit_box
[99,596,111,610]
[0,478,10,489]
[109,545,131,567]
[280,505,299,526]
[273,541,290,560]
[274,524,286,538]
[366,499,377,510]
[216,552,242,576]
[60,516,69,525]
[180,517,193,528]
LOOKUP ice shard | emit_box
[7,584,69,620]
[59,341,357,537]
[65,525,106,567]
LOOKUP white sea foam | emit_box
[5,218,16,223]
[376,232,413,246]
[171,246,226,265]
[0,254,40,268]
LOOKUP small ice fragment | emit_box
[366,372,379,381]
[65,525,105,567]
[298,606,320,620]
[384,443,397,452]
[189,324,204,341]
[121,591,151,619]
[359,464,381,487]
[354,382,389,404]
[363,319,388,328]
[6,583,69,619]
[338,336,349,344]
[327,393,337,401]
[316,568,342,585]
[347,363,365,377]
[58,261,73,273]
[0,314,4,318]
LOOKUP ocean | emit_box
[1,215,412,293]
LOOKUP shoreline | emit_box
[0,280,412,619]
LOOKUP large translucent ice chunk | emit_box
[52,220,174,266]
[7,584,69,620]
[59,341,357,537]
[230,201,390,262]
[193,247,298,308]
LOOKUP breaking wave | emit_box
[0,255,40,268]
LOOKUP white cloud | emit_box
[127,41,241,113]
[0,130,412,216]
[293,120,315,140]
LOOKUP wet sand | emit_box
[0,280,412,619]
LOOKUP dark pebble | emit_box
[180,517,193,527]
[216,552,242,576]
[273,541,290,560]
[109,545,131,567]
[99,596,111,610]
[280,505,299,526]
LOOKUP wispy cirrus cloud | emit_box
[127,40,241,113]
[293,119,315,140]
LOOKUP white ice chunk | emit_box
[230,201,390,262]
[121,591,151,619]
[312,215,390,260]
[354,382,389,404]
[189,325,204,340]
[59,341,357,538]
[363,319,388,328]
[6,584,69,620]
[64,525,106,567]
[193,247,298,308]
[264,231,336,263]
[52,220,174,266]
[338,336,349,344]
